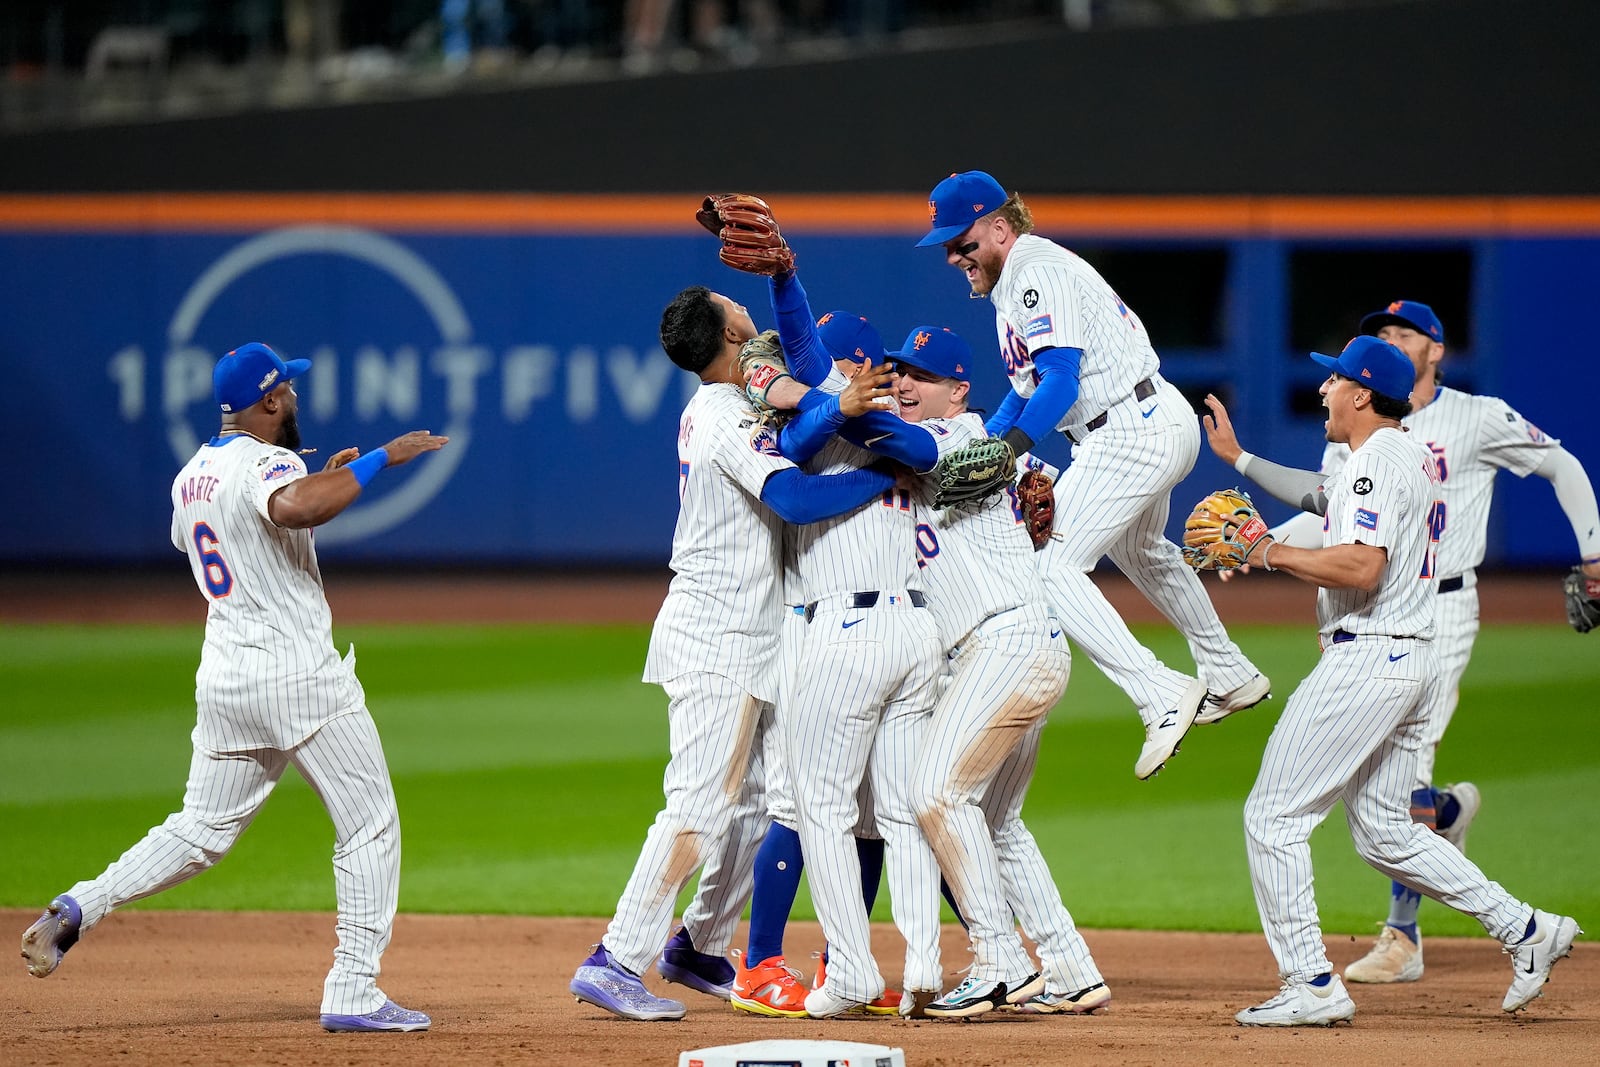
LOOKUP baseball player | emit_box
[917,170,1268,780]
[730,311,907,1020]
[888,326,1110,1019]
[759,307,1109,1018]
[1197,336,1580,1026]
[569,286,900,1022]
[19,342,445,1033]
[1241,300,1600,985]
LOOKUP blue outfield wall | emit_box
[4,225,1597,567]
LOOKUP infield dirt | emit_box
[3,911,1593,1066]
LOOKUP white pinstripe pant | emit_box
[1416,584,1480,787]
[1244,636,1531,982]
[1041,383,1258,721]
[786,599,944,999]
[912,606,1071,983]
[67,710,401,1016]
[604,671,767,975]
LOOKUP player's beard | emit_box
[278,410,303,451]
[967,250,1004,298]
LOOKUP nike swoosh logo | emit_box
[1388,652,1409,662]
[841,618,864,629]
[864,433,892,447]
[1140,404,1157,418]
[1050,629,1062,639]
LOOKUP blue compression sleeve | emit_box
[345,447,389,488]
[778,391,846,463]
[770,271,831,387]
[1011,346,1083,446]
[984,388,1027,438]
[746,823,805,963]
[837,409,939,471]
[761,466,893,524]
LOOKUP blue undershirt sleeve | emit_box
[984,389,1027,437]
[1011,345,1083,447]
[836,410,939,471]
[761,466,893,524]
[769,271,831,387]
[777,391,846,464]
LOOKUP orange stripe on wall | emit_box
[2,194,1600,235]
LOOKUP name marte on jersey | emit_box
[178,474,220,506]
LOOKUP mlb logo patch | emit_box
[1024,314,1054,339]
[1355,507,1379,531]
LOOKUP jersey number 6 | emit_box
[191,522,234,598]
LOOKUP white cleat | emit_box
[1135,679,1205,779]
[1236,975,1355,1027]
[805,982,870,1019]
[1503,910,1581,1013]
[1195,673,1272,725]
[1438,782,1482,853]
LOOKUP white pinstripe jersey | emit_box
[1317,426,1441,641]
[644,383,796,703]
[169,433,356,753]
[1313,386,1559,581]
[790,435,922,602]
[909,412,1049,648]
[786,372,922,602]
[991,233,1160,432]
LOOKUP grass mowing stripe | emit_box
[2,621,1594,938]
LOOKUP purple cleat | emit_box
[656,927,735,1000]
[21,895,81,978]
[572,944,687,1021]
[320,999,431,1032]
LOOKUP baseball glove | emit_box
[1563,566,1600,633]
[696,193,796,276]
[1182,487,1271,571]
[932,436,1017,508]
[1016,468,1056,550]
[740,330,795,417]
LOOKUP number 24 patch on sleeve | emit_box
[1355,507,1379,530]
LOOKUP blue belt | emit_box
[804,589,926,623]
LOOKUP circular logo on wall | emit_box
[166,226,474,545]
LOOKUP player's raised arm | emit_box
[1203,394,1329,516]
[269,430,448,529]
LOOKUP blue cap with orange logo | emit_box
[214,342,311,413]
[1360,300,1445,344]
[815,310,886,365]
[1309,335,1415,402]
[891,326,972,382]
[916,171,1007,247]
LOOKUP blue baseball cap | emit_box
[916,170,1007,248]
[1309,335,1415,402]
[891,326,972,382]
[816,310,886,365]
[1360,300,1445,344]
[214,342,311,413]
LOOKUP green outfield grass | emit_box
[2,620,1595,939]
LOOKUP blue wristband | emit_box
[346,447,389,488]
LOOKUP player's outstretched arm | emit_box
[1264,541,1387,591]
[269,430,449,529]
[1204,394,1328,515]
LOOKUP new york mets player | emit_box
[917,170,1268,780]
[1250,301,1600,985]
[885,327,1110,1019]
[1202,336,1580,1026]
[569,287,897,1022]
[743,270,947,1019]
[20,342,445,1033]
